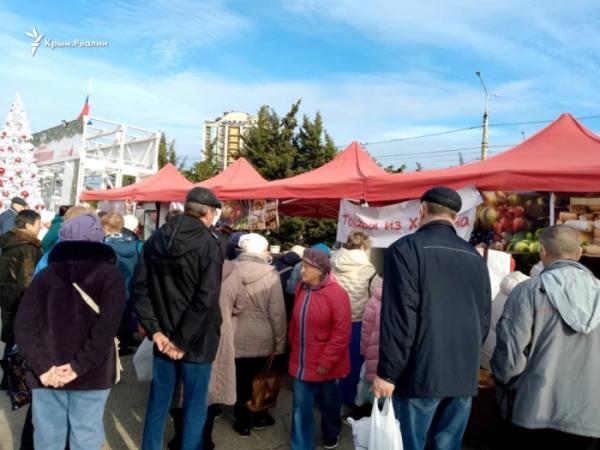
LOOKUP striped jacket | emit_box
[288,272,351,382]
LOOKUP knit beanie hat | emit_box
[238,233,269,254]
[311,242,331,256]
[302,248,332,273]
[59,213,105,242]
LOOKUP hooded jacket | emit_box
[288,272,352,382]
[491,260,600,437]
[41,214,63,253]
[231,254,287,358]
[0,208,17,235]
[104,233,140,301]
[133,215,224,363]
[331,248,379,321]
[14,241,125,390]
[275,251,302,321]
[0,229,42,344]
[480,271,529,371]
[360,283,383,382]
[208,261,237,405]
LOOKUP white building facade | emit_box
[33,116,161,210]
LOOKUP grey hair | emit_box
[540,225,580,258]
[184,202,213,219]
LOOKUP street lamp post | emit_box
[476,71,490,160]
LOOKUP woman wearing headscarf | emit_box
[288,248,352,450]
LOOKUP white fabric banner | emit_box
[337,186,483,248]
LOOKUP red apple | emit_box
[512,217,525,232]
[493,221,504,235]
[501,217,513,233]
[513,206,525,217]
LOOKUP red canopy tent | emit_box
[80,163,193,202]
[365,113,600,202]
[217,141,386,218]
[196,157,266,194]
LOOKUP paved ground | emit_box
[0,353,356,450]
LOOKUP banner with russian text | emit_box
[336,186,482,247]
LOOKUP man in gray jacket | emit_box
[492,225,600,449]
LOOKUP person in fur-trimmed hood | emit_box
[15,212,125,450]
[0,210,42,384]
[331,231,380,410]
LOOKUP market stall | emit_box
[80,162,193,203]
[216,141,386,218]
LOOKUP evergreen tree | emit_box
[0,93,43,210]
[384,164,407,173]
[184,138,219,182]
[293,112,337,174]
[240,102,299,180]
[158,133,184,169]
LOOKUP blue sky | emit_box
[1,0,600,170]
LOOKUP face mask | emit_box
[212,208,222,226]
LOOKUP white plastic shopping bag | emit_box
[349,397,403,450]
[354,362,369,407]
[368,397,403,449]
[348,411,371,450]
[133,338,153,381]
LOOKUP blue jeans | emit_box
[32,388,111,450]
[291,378,341,450]
[339,322,364,406]
[393,396,472,450]
[142,357,212,450]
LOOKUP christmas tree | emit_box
[0,93,44,211]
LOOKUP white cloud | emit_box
[1,1,599,173]
[84,0,252,67]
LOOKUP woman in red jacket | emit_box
[288,248,352,450]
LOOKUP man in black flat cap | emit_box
[134,186,224,450]
[372,186,491,450]
[0,197,28,235]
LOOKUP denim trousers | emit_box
[393,396,472,450]
[339,322,364,406]
[142,356,212,450]
[32,387,111,450]
[291,378,341,450]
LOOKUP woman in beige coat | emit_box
[218,233,287,437]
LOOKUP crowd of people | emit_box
[0,184,599,450]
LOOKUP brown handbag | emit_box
[246,354,282,412]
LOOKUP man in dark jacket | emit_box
[373,186,491,450]
[0,210,42,371]
[0,196,27,235]
[134,186,224,450]
[14,212,125,450]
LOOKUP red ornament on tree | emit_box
[0,167,4,175]
[20,191,29,198]
[15,157,22,163]
[2,191,9,197]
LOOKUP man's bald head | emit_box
[540,225,582,263]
